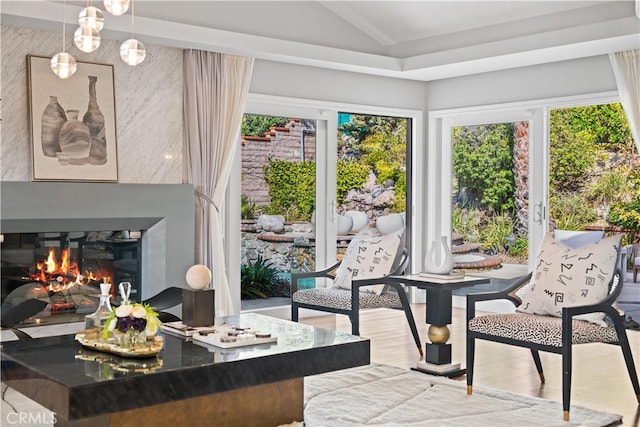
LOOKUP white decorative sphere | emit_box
[186,264,212,290]
[345,210,368,233]
[336,214,353,235]
[376,213,405,235]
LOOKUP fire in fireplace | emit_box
[1,231,142,327]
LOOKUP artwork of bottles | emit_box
[40,75,107,166]
[41,96,67,157]
[58,110,92,165]
[84,76,107,165]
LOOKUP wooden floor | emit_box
[300,304,640,426]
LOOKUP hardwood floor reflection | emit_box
[300,304,640,427]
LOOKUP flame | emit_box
[28,247,113,291]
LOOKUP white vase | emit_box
[424,235,454,274]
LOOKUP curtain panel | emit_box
[183,50,254,316]
[609,50,640,153]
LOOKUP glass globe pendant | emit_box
[120,39,146,66]
[51,52,77,79]
[51,0,77,79]
[74,26,101,53]
[103,0,130,16]
[78,6,104,31]
[120,0,145,66]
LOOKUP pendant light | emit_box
[103,0,130,17]
[78,3,104,32]
[120,0,146,66]
[74,26,101,53]
[51,0,77,79]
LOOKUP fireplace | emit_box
[1,182,195,328]
[2,231,143,326]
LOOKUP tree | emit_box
[452,124,515,213]
[242,114,288,137]
[338,115,406,161]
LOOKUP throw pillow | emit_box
[333,230,402,295]
[517,232,622,326]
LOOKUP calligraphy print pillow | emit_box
[333,231,402,295]
[517,233,622,326]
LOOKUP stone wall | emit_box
[241,119,316,206]
[241,221,316,275]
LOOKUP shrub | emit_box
[241,195,259,220]
[263,160,315,221]
[549,110,599,193]
[452,205,482,242]
[338,115,407,211]
[508,237,529,258]
[587,167,633,205]
[452,124,515,213]
[554,103,632,148]
[479,212,515,254]
[609,197,640,231]
[241,256,280,299]
[360,126,406,184]
[242,115,288,137]
[336,160,369,203]
[393,172,406,213]
[549,193,598,230]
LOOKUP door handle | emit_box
[533,202,545,224]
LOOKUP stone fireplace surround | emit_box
[1,181,194,334]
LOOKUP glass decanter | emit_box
[85,282,113,332]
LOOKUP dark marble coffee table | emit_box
[1,313,370,426]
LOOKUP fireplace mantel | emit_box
[1,182,195,300]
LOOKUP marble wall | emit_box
[1,24,183,183]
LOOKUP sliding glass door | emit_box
[431,109,545,270]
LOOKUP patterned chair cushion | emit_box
[292,287,403,310]
[517,232,622,326]
[468,313,619,347]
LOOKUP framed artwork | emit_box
[27,55,118,182]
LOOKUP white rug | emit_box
[304,364,622,427]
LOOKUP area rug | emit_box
[304,364,622,427]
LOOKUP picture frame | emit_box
[27,55,118,182]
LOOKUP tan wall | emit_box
[241,119,316,206]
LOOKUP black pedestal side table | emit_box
[387,274,490,377]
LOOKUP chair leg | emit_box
[530,349,545,383]
[613,317,640,403]
[562,341,572,421]
[350,289,360,336]
[394,284,423,357]
[350,312,360,336]
[466,335,475,395]
[291,301,299,322]
[11,328,34,340]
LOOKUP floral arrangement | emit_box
[101,303,161,341]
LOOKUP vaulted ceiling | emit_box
[3,1,639,81]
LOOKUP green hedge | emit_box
[336,160,369,204]
[263,160,315,221]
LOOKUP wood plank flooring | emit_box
[300,305,640,426]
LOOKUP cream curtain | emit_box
[183,50,254,316]
[609,49,640,153]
